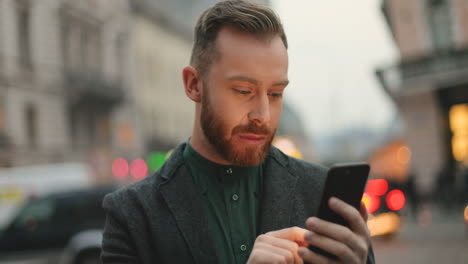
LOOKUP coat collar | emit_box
[158,144,218,264]
[258,147,298,234]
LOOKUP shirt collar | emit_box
[183,143,261,194]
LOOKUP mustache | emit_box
[232,122,272,135]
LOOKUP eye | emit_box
[234,89,251,95]
[268,92,283,98]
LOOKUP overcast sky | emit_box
[272,0,399,137]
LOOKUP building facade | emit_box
[128,0,195,152]
[0,0,140,181]
[376,0,468,197]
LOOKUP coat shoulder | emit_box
[102,143,187,213]
[268,146,328,183]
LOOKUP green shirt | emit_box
[183,144,262,264]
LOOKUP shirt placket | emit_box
[224,167,249,264]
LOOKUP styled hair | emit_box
[190,0,288,78]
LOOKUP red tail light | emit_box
[365,179,388,196]
[386,189,405,211]
[112,158,129,180]
[362,192,380,214]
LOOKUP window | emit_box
[16,0,32,69]
[14,198,55,231]
[427,0,453,51]
[61,16,101,77]
[116,33,126,82]
[25,104,37,148]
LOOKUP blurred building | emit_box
[376,0,468,196]
[276,102,318,162]
[0,0,141,179]
[128,0,195,152]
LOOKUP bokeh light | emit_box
[367,212,401,237]
[362,192,380,214]
[464,205,468,224]
[112,158,129,180]
[130,159,148,181]
[397,146,411,164]
[365,179,388,197]
[146,152,167,172]
[386,189,406,211]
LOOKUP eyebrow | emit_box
[226,75,289,87]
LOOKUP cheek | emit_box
[212,100,246,131]
[270,104,282,125]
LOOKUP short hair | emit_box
[190,0,288,78]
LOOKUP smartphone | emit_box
[308,162,370,259]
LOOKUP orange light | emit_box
[112,158,129,180]
[386,189,405,211]
[365,179,388,197]
[362,194,370,208]
[130,159,148,181]
[367,212,401,236]
[362,192,380,214]
[397,146,411,164]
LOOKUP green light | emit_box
[146,152,167,172]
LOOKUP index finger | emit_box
[266,227,308,245]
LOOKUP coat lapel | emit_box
[258,149,299,234]
[159,163,219,264]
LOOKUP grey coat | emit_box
[101,143,375,264]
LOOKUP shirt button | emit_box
[226,168,233,174]
[240,244,247,251]
[232,194,239,201]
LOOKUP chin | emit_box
[229,143,270,166]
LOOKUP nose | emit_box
[248,93,271,126]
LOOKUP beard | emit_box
[200,90,275,167]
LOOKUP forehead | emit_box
[210,26,288,78]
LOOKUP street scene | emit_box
[0,0,467,263]
[373,209,468,264]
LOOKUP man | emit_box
[101,1,375,263]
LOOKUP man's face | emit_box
[200,27,289,166]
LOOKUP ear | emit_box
[182,66,202,103]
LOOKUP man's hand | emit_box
[247,227,309,264]
[299,198,371,264]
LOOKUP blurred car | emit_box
[58,229,103,264]
[362,178,406,237]
[0,185,115,264]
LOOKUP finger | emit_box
[261,234,303,263]
[267,227,308,244]
[257,242,297,264]
[360,201,369,222]
[298,247,339,264]
[251,247,294,264]
[328,197,369,237]
[304,231,360,263]
[305,217,368,256]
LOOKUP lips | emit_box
[238,134,267,144]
